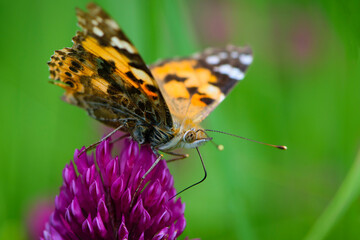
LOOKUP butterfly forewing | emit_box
[48,3,173,131]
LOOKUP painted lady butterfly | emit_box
[48,4,283,186]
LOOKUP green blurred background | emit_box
[1,0,360,239]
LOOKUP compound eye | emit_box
[184,130,196,143]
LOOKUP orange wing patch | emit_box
[151,59,226,122]
[162,80,189,99]
[150,46,253,123]
[151,59,223,108]
[79,35,157,98]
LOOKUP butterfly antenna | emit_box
[204,129,287,150]
[213,142,224,151]
[169,147,207,201]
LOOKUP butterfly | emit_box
[48,3,261,184]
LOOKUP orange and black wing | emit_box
[150,45,253,123]
[48,3,173,129]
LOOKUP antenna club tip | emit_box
[217,145,224,151]
[277,145,287,150]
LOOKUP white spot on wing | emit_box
[91,20,98,26]
[204,85,219,95]
[110,37,135,53]
[229,68,244,80]
[215,64,244,80]
[219,94,225,103]
[93,26,104,37]
[206,55,220,65]
[105,19,119,30]
[218,52,228,59]
[239,54,253,65]
[96,16,103,23]
[216,64,232,74]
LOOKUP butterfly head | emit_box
[156,127,211,151]
[181,129,211,149]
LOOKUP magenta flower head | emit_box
[42,138,186,240]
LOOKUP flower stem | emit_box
[304,149,360,240]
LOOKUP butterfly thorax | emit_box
[145,125,174,148]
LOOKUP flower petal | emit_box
[111,176,125,200]
[117,216,129,240]
[93,212,108,238]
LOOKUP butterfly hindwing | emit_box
[150,45,253,123]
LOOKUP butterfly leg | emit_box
[131,153,163,207]
[110,133,130,145]
[168,147,207,200]
[77,123,125,157]
[161,151,189,163]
